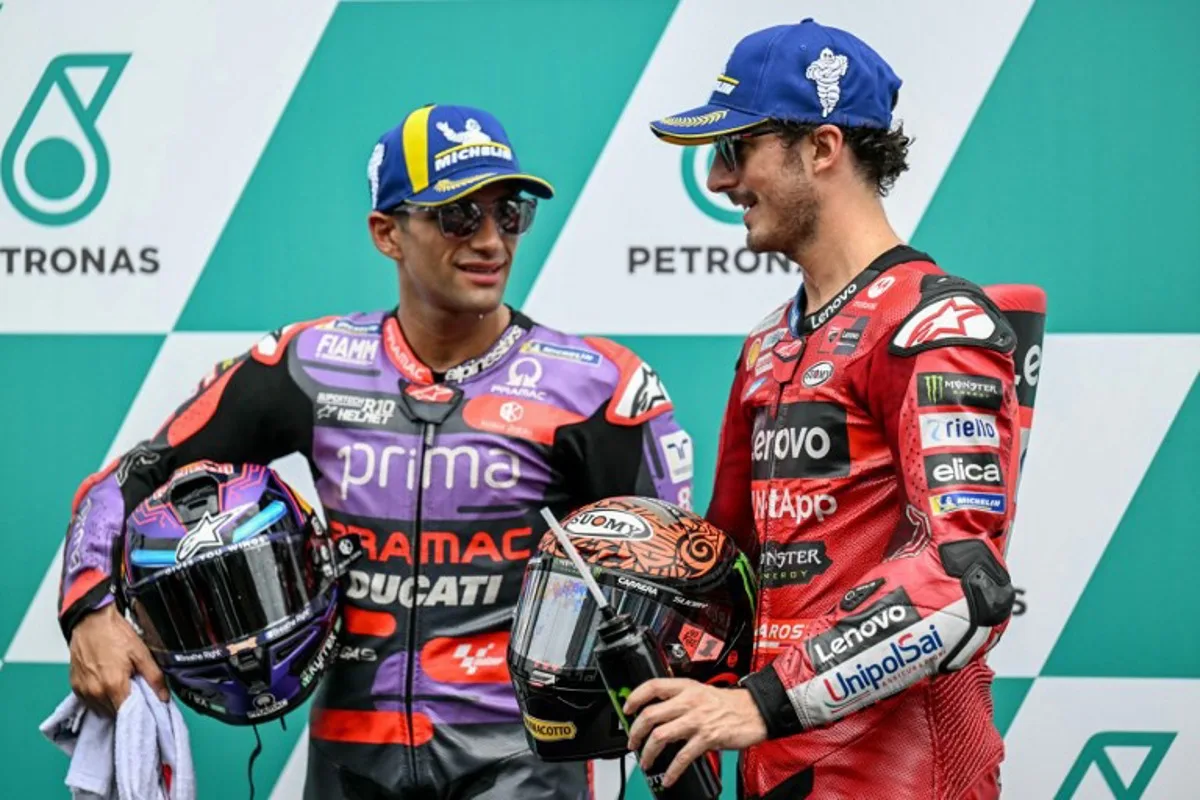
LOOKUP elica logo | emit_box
[2,53,159,277]
[1056,731,1175,799]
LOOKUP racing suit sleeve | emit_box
[553,404,694,511]
[57,321,320,642]
[703,353,759,564]
[739,334,1020,739]
[555,339,695,510]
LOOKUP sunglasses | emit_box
[713,126,777,172]
[394,196,538,239]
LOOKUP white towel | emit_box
[41,676,196,800]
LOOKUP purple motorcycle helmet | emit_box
[116,460,360,726]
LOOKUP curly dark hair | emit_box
[769,119,913,197]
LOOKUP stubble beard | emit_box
[745,180,820,259]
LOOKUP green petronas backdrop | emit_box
[1,1,1196,798]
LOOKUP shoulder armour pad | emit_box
[251,316,334,366]
[584,336,674,426]
[889,276,1015,357]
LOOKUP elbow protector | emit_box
[937,539,1014,671]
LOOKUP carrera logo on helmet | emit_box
[524,714,577,742]
[564,509,652,541]
[616,575,659,597]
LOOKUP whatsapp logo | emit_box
[680,144,743,225]
[2,53,130,226]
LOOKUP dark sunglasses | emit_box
[394,196,538,239]
[713,126,777,172]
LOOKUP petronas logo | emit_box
[2,53,130,226]
[1055,731,1176,799]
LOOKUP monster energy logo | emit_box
[1056,731,1175,799]
[732,552,758,615]
[924,374,946,402]
[916,372,1003,410]
[608,686,633,734]
[3,54,130,226]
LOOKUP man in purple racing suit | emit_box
[58,103,694,800]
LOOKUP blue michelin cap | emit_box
[368,104,555,209]
[650,18,902,144]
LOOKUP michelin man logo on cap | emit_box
[806,48,850,118]
[436,119,492,145]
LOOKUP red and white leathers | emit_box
[708,246,1022,800]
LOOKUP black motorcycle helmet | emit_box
[507,496,757,762]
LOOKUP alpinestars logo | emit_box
[175,503,254,562]
[612,362,671,420]
[895,297,995,348]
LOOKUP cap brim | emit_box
[649,103,769,145]
[407,168,555,206]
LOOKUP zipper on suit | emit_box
[404,421,435,781]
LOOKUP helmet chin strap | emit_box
[245,716,288,800]
[246,724,263,800]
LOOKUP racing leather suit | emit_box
[57,308,694,799]
[707,246,1022,800]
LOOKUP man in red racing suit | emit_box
[624,19,1026,800]
[705,251,1021,799]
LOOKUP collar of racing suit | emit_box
[788,244,934,336]
[384,305,536,385]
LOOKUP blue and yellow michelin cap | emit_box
[368,104,555,209]
[650,18,902,145]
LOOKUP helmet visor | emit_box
[127,532,324,655]
[510,558,732,676]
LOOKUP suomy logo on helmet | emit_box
[564,509,652,541]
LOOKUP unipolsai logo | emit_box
[3,54,129,226]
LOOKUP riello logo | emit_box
[2,53,159,276]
